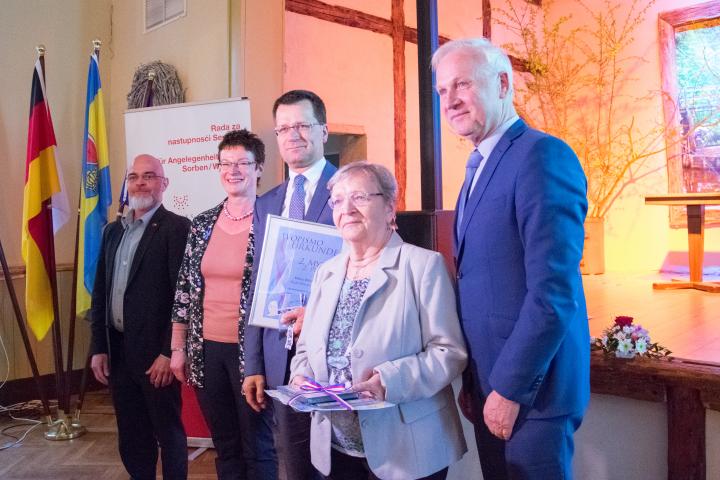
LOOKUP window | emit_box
[659,1,720,227]
[145,0,186,33]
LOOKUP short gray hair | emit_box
[327,161,398,209]
[431,38,514,92]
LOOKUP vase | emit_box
[614,350,635,359]
[580,217,605,275]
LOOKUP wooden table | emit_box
[645,193,720,292]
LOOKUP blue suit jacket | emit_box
[243,161,337,388]
[455,119,590,419]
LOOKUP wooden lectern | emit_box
[645,193,720,292]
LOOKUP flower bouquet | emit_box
[591,316,672,359]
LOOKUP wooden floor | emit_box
[1,271,719,479]
[585,272,720,363]
[0,391,218,479]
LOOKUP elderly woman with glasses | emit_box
[170,129,276,479]
[289,161,467,480]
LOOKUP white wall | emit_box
[106,0,231,196]
[0,0,112,377]
[0,0,112,267]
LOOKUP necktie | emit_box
[289,174,306,220]
[457,150,483,234]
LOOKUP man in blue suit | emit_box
[433,38,590,479]
[243,90,336,480]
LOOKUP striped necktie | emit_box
[457,150,483,235]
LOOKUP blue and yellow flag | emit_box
[77,52,111,315]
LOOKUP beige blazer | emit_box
[290,233,468,480]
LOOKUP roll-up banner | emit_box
[124,97,251,218]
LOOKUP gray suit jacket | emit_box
[291,233,468,479]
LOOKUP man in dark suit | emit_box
[90,154,190,480]
[243,90,336,480]
[433,38,590,479]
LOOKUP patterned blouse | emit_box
[171,201,255,388]
[327,277,370,457]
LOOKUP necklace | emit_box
[347,250,382,280]
[348,251,381,268]
[223,201,253,221]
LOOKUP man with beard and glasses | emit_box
[90,154,191,480]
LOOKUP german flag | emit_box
[21,58,69,341]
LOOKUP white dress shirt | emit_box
[281,157,328,218]
[469,116,519,193]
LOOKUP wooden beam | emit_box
[392,0,407,211]
[591,353,720,398]
[667,386,706,480]
[659,0,720,28]
[482,0,491,39]
[287,0,451,45]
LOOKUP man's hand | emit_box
[352,371,386,401]
[91,354,110,386]
[242,375,267,412]
[457,384,477,423]
[280,306,305,338]
[483,390,520,441]
[170,351,187,384]
[145,355,174,388]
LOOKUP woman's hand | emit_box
[170,350,187,383]
[290,375,308,388]
[352,371,386,401]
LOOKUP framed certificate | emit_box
[247,215,343,329]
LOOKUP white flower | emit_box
[617,338,634,355]
[635,338,648,354]
[601,335,608,346]
[177,308,187,318]
[615,332,626,341]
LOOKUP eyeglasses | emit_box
[328,191,384,209]
[126,173,165,183]
[274,122,323,137]
[218,161,256,171]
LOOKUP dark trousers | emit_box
[328,449,449,480]
[109,332,187,480]
[469,389,583,480]
[270,398,323,480]
[195,340,277,480]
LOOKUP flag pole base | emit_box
[44,410,87,441]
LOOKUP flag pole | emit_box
[37,46,80,441]
[0,237,53,424]
[71,40,104,427]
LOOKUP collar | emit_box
[122,202,162,229]
[288,157,327,186]
[475,115,519,160]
